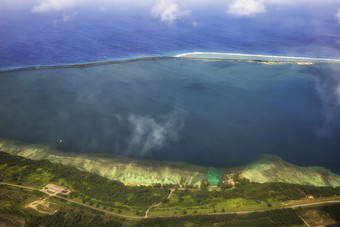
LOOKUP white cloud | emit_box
[62,13,72,21]
[336,9,340,24]
[32,0,84,13]
[314,72,340,138]
[151,0,189,25]
[125,109,185,155]
[51,12,77,25]
[227,0,290,17]
[227,0,265,16]
[190,21,198,27]
[336,84,340,105]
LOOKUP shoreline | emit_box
[176,52,340,63]
[1,138,339,187]
[0,56,175,73]
[1,52,340,73]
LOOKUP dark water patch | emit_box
[209,60,235,69]
[184,82,206,92]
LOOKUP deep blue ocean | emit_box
[0,0,340,172]
[1,1,340,69]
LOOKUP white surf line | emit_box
[175,52,340,63]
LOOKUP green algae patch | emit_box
[207,167,222,186]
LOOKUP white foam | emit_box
[175,52,340,63]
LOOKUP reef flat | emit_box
[176,52,340,64]
[1,52,340,73]
[1,139,339,187]
[0,139,206,186]
[241,155,340,187]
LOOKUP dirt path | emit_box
[295,212,311,227]
[1,182,339,220]
[227,176,236,189]
[167,189,175,199]
[145,189,175,217]
[289,200,340,208]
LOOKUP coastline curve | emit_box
[1,52,340,73]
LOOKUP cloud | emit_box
[313,68,340,138]
[336,84,340,105]
[227,0,290,17]
[336,9,340,24]
[52,12,77,25]
[151,0,189,24]
[227,0,265,16]
[32,0,83,13]
[125,109,185,155]
[190,21,198,27]
[62,13,72,21]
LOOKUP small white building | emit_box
[43,184,71,195]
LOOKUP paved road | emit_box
[1,182,339,220]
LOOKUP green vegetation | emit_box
[27,208,123,227]
[0,184,124,226]
[152,178,340,216]
[242,154,340,187]
[1,150,340,226]
[296,203,340,226]
[0,151,169,213]
[0,185,42,226]
[323,203,340,221]
[134,209,303,227]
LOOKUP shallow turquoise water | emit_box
[0,59,339,172]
